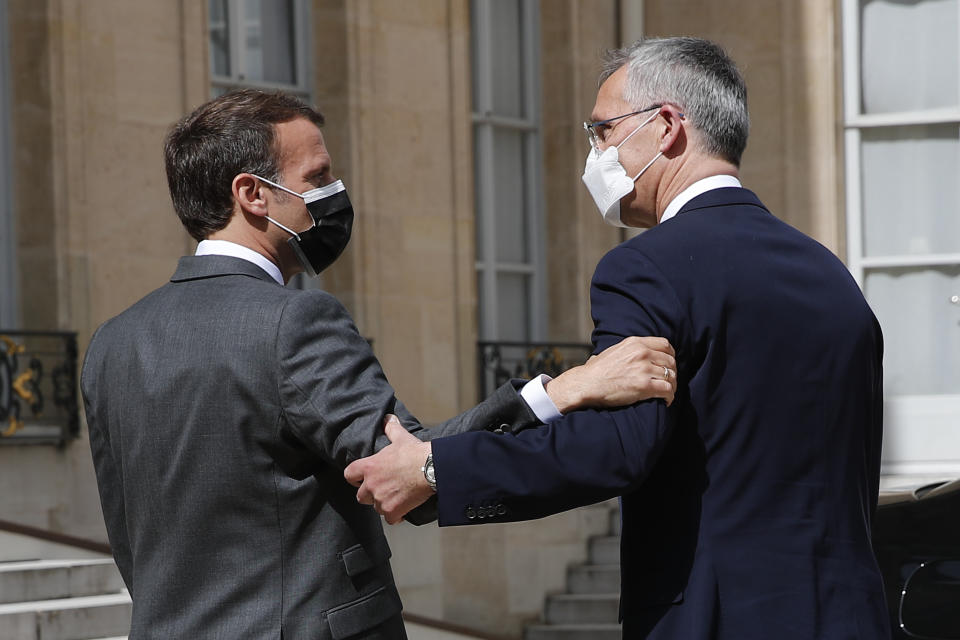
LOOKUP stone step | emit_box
[567,563,620,594]
[0,592,131,640]
[587,536,620,565]
[0,532,108,564]
[521,506,622,639]
[525,623,622,640]
[544,593,619,625]
[0,559,124,604]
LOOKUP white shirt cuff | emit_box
[520,374,563,423]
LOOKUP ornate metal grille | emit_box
[477,341,593,400]
[0,331,78,445]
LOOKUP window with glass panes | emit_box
[208,0,310,100]
[842,0,960,476]
[470,0,545,342]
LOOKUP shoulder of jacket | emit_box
[598,237,659,270]
[89,284,168,337]
[280,287,341,307]
[276,287,352,324]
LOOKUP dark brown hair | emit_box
[164,89,325,241]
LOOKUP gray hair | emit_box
[601,37,749,166]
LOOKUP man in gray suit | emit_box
[80,89,677,640]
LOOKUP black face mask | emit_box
[255,176,355,277]
[290,183,354,277]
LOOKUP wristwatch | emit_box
[421,453,437,491]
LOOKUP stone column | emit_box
[645,0,844,253]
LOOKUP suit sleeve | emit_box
[276,291,539,471]
[394,380,541,525]
[81,329,135,593]
[433,244,687,526]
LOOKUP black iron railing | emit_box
[0,330,79,445]
[477,340,593,400]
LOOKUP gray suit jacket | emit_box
[81,256,539,640]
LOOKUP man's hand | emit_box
[546,336,677,412]
[344,415,434,524]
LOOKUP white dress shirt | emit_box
[522,175,743,422]
[659,174,742,224]
[195,239,284,285]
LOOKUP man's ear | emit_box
[658,104,686,155]
[232,173,269,218]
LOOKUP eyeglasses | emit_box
[583,104,662,152]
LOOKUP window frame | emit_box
[209,0,312,100]
[471,0,546,342]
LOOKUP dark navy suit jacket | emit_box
[433,187,890,639]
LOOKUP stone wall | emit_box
[541,0,623,343]
[314,0,480,421]
[645,0,844,253]
[2,0,206,540]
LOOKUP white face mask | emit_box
[581,110,663,227]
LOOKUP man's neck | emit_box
[655,155,740,222]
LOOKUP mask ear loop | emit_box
[631,151,663,182]
[615,109,666,182]
[264,216,302,241]
[615,109,661,151]
[249,174,308,240]
[250,174,305,199]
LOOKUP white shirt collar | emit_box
[659,175,742,224]
[195,239,284,285]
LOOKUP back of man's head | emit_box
[602,37,749,166]
[164,90,325,241]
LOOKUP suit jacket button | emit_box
[466,507,476,520]
[496,503,506,516]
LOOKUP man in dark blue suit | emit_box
[346,37,889,639]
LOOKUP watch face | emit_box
[424,455,436,488]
